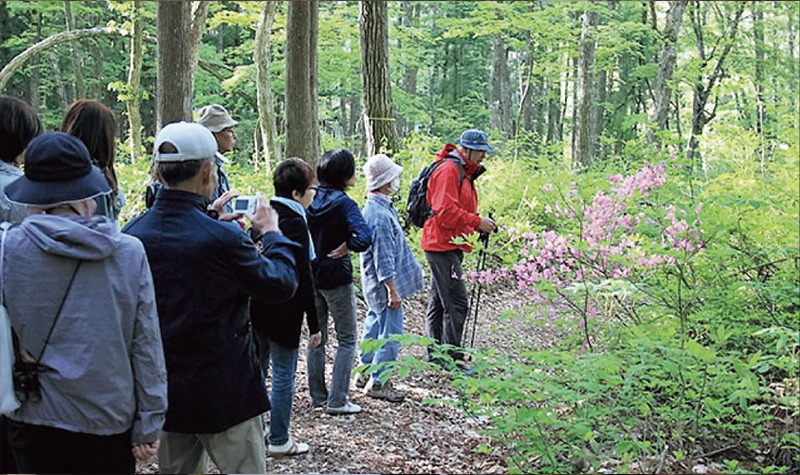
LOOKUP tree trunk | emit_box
[255,1,280,173]
[49,50,69,110]
[789,10,796,110]
[188,1,210,90]
[285,0,320,165]
[572,6,598,171]
[648,1,687,145]
[126,1,144,162]
[63,1,85,100]
[29,11,42,112]
[686,1,745,164]
[349,89,360,140]
[490,34,512,136]
[157,1,193,127]
[359,0,398,156]
[547,77,562,144]
[398,0,419,137]
[590,66,606,160]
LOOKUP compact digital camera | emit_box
[232,195,258,215]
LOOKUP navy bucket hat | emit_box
[457,129,495,153]
[5,131,110,206]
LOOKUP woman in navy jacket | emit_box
[251,158,321,456]
[306,149,372,414]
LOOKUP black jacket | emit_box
[306,185,372,289]
[123,189,298,434]
[250,200,320,349]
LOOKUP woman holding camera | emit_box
[251,157,322,456]
[2,132,167,474]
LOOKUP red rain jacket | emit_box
[421,144,485,253]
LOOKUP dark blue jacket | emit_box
[307,185,372,290]
[123,189,298,434]
[251,200,320,349]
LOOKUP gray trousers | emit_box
[306,283,358,408]
[424,250,469,361]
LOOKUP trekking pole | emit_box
[466,213,493,352]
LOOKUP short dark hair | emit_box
[317,149,355,190]
[0,95,43,163]
[274,157,316,199]
[155,142,213,187]
[61,99,118,193]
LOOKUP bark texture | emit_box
[285,0,320,165]
[360,0,398,156]
[157,1,193,127]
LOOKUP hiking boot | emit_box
[365,380,406,403]
[354,371,370,389]
[326,400,362,415]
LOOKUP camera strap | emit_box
[1,223,83,367]
[33,260,83,366]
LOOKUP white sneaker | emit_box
[268,437,309,456]
[325,400,362,415]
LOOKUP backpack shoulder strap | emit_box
[443,157,467,185]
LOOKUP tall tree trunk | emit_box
[490,34,512,136]
[590,66,606,160]
[789,10,796,110]
[686,1,745,166]
[359,0,398,156]
[49,50,69,110]
[126,1,144,162]
[157,1,192,127]
[89,39,104,99]
[398,0,419,137]
[255,1,280,173]
[546,77,562,144]
[349,89,360,140]
[285,0,320,165]
[648,1,687,145]
[188,1,210,90]
[572,6,598,171]
[63,1,84,100]
[29,11,42,111]
[753,2,767,167]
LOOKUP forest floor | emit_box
[135,281,562,475]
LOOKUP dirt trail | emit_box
[138,284,558,474]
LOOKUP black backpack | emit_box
[405,157,465,228]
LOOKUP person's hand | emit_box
[247,195,280,235]
[387,287,401,309]
[327,242,349,259]
[308,332,322,349]
[476,216,497,234]
[132,440,160,462]
[212,190,241,222]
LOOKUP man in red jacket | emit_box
[422,129,497,374]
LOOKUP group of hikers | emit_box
[0,94,497,474]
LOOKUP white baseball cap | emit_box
[154,122,218,163]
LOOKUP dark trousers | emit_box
[425,250,469,361]
[6,419,135,474]
[0,416,17,474]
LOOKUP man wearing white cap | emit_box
[357,154,424,402]
[144,105,237,210]
[123,122,299,474]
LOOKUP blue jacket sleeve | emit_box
[344,198,372,253]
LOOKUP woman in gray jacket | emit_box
[2,132,168,474]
